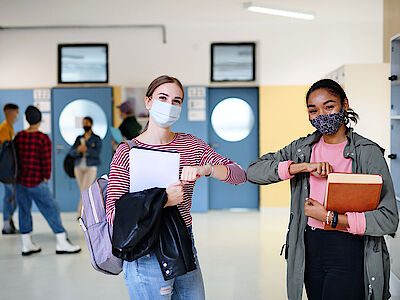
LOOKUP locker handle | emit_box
[388,154,397,159]
[388,75,398,81]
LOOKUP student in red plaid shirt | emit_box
[14,106,81,256]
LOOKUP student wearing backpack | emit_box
[0,103,19,234]
[14,106,81,256]
[106,75,247,299]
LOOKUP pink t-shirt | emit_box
[278,137,366,235]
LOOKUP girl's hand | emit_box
[165,181,184,207]
[304,198,327,222]
[77,144,87,153]
[180,166,211,184]
[306,162,333,178]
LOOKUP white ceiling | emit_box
[0,0,382,27]
[0,0,383,86]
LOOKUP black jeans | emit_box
[304,225,365,300]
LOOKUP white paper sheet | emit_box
[129,147,180,193]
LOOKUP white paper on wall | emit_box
[188,87,206,98]
[188,99,206,110]
[33,89,51,100]
[34,101,51,112]
[39,113,51,134]
[188,110,206,121]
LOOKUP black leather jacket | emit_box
[112,187,196,280]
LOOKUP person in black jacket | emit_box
[117,101,142,140]
[69,116,102,217]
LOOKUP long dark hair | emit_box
[306,79,359,126]
[141,75,184,133]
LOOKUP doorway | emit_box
[52,87,113,211]
[208,87,259,209]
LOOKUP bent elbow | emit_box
[246,165,264,185]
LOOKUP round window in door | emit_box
[211,97,255,142]
[59,99,108,146]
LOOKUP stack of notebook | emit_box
[323,173,382,230]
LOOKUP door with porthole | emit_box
[52,88,113,211]
[208,87,259,209]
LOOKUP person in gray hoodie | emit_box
[247,79,398,300]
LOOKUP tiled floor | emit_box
[2,209,400,299]
[0,209,300,300]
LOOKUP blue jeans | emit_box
[123,228,205,300]
[2,183,16,221]
[16,182,65,234]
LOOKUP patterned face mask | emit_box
[310,107,345,135]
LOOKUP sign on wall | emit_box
[187,87,206,121]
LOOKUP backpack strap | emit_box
[118,139,137,150]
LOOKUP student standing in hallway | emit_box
[0,103,19,234]
[106,75,247,300]
[117,101,142,140]
[247,79,398,300]
[69,116,102,217]
[14,106,81,256]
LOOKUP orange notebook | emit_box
[323,173,382,230]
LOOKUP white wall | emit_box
[0,0,383,87]
[344,64,391,157]
[326,64,391,162]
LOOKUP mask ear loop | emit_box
[343,109,350,135]
[343,109,349,126]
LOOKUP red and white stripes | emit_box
[106,133,247,227]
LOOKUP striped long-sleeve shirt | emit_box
[106,132,247,227]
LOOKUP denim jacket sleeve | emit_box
[86,136,102,159]
[247,139,299,185]
[363,145,399,236]
[69,136,83,158]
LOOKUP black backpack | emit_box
[64,154,76,178]
[0,140,18,184]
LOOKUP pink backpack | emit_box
[79,140,135,275]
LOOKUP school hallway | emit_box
[0,209,307,300]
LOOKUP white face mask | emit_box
[149,100,181,128]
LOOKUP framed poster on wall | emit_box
[211,42,256,82]
[58,43,109,84]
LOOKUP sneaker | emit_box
[9,219,19,233]
[2,219,19,235]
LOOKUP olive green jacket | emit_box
[247,129,399,300]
